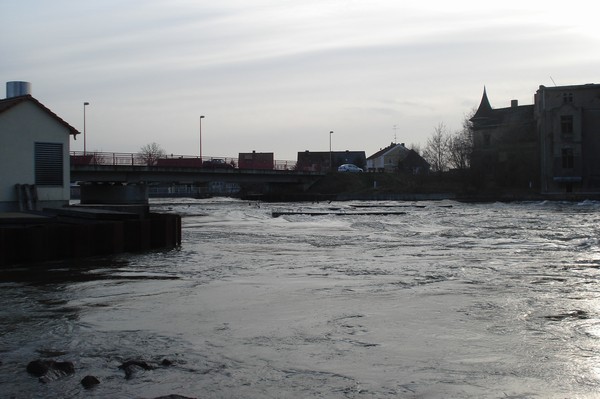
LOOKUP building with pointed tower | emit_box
[470,87,538,191]
[471,83,600,198]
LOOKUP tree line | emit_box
[421,110,474,173]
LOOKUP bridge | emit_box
[70,151,326,198]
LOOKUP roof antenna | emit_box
[550,76,557,87]
[393,125,398,144]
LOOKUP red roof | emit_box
[0,95,80,136]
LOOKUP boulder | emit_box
[81,375,100,389]
[26,359,75,383]
[152,396,197,399]
[119,359,155,379]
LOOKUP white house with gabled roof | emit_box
[367,142,410,172]
[0,83,80,212]
[367,142,430,174]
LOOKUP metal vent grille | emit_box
[35,142,63,186]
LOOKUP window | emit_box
[483,133,491,147]
[35,142,63,186]
[563,93,573,103]
[561,115,573,136]
[561,148,574,169]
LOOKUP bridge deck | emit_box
[71,164,325,185]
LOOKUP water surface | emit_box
[1,199,600,398]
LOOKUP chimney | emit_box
[6,81,31,98]
[511,99,518,107]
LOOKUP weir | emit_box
[0,184,180,267]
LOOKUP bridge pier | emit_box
[80,183,148,205]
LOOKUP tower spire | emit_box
[472,86,493,120]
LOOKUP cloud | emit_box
[2,1,600,160]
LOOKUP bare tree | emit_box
[447,127,471,170]
[448,109,475,171]
[423,123,450,173]
[90,151,106,165]
[138,142,166,166]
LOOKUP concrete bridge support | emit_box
[80,183,149,205]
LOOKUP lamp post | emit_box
[329,130,334,171]
[83,102,90,155]
[199,115,205,160]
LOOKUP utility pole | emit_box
[83,102,90,155]
[329,131,334,171]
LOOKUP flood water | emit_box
[2,198,600,398]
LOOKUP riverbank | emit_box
[249,172,551,202]
[295,172,600,202]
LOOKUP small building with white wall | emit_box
[0,82,80,212]
[367,142,429,174]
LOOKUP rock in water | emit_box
[26,359,75,382]
[152,396,197,399]
[119,359,155,379]
[81,375,100,389]
[26,360,52,377]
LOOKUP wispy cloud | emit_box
[2,1,599,159]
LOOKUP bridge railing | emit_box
[70,151,297,171]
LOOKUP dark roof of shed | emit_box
[402,149,430,168]
[0,95,80,136]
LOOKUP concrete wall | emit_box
[80,184,149,205]
[0,101,71,211]
[0,212,182,266]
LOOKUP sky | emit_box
[2,1,600,161]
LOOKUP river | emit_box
[1,198,600,398]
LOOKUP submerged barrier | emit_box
[0,211,181,267]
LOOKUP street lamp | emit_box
[199,115,205,160]
[329,130,334,171]
[83,102,90,155]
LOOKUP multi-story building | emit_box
[535,84,600,194]
[471,83,600,197]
